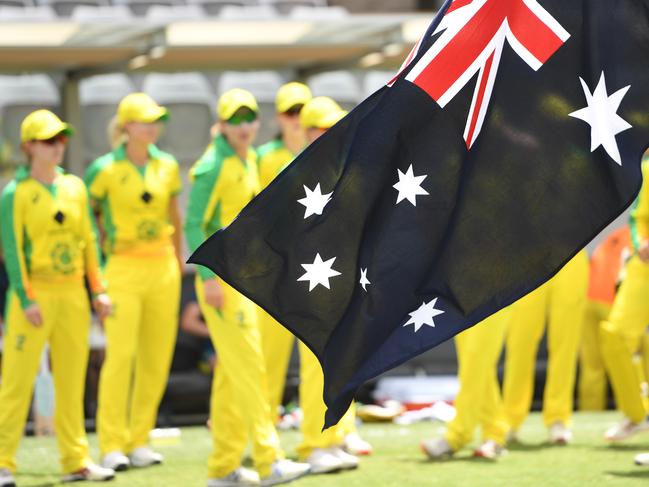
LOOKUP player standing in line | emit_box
[257,82,312,427]
[86,93,183,471]
[0,110,114,486]
[185,88,310,487]
[599,153,649,442]
[502,252,589,445]
[420,309,513,460]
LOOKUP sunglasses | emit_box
[283,105,304,117]
[37,134,68,146]
[227,111,258,126]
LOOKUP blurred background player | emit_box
[185,88,310,487]
[503,251,589,444]
[578,226,632,411]
[258,82,311,426]
[0,110,114,486]
[421,309,512,461]
[599,152,649,442]
[279,96,369,474]
[86,93,183,472]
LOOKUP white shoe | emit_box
[129,447,163,468]
[343,432,373,456]
[208,467,260,487]
[101,452,130,472]
[420,437,454,460]
[305,449,343,474]
[473,440,507,460]
[604,417,649,441]
[0,469,15,487]
[549,422,573,445]
[61,463,115,482]
[260,459,311,486]
[635,452,649,466]
[326,447,359,470]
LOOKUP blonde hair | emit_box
[108,115,128,149]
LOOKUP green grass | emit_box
[13,412,649,487]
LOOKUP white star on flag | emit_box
[569,72,632,165]
[298,183,333,219]
[359,268,370,291]
[393,164,429,206]
[298,253,341,292]
[403,298,445,333]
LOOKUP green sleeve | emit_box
[185,155,223,281]
[0,183,33,309]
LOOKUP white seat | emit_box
[36,0,108,17]
[0,5,55,19]
[146,4,203,19]
[112,0,182,17]
[289,5,347,19]
[142,72,215,164]
[184,0,253,16]
[71,4,132,20]
[218,71,285,145]
[80,74,135,162]
[307,70,361,111]
[259,0,326,15]
[218,4,277,19]
[363,70,394,98]
[0,75,60,164]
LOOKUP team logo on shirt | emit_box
[137,220,160,241]
[50,242,76,275]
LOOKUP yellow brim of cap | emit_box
[136,106,169,124]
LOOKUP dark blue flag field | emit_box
[191,0,649,427]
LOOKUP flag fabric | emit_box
[190,0,649,427]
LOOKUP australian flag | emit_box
[190,0,649,427]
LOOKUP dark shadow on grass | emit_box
[606,469,649,479]
[506,441,547,452]
[403,456,503,465]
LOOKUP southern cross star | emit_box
[394,164,429,206]
[298,253,341,292]
[403,298,445,333]
[298,183,333,219]
[569,71,632,165]
[359,268,371,291]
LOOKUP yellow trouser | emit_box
[578,300,611,411]
[259,309,295,423]
[600,256,649,423]
[445,309,510,450]
[296,342,356,459]
[97,254,180,455]
[196,277,282,478]
[0,281,92,474]
[503,251,589,429]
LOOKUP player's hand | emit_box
[93,293,113,321]
[24,303,43,327]
[204,278,224,310]
[638,240,649,262]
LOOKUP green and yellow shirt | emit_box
[257,139,296,190]
[0,166,104,309]
[185,135,259,280]
[630,156,649,252]
[84,144,182,257]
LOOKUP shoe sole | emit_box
[309,465,343,474]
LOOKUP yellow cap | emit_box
[218,88,259,121]
[21,109,73,143]
[117,93,168,125]
[276,82,312,113]
[300,96,348,129]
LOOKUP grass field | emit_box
[12,411,649,487]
